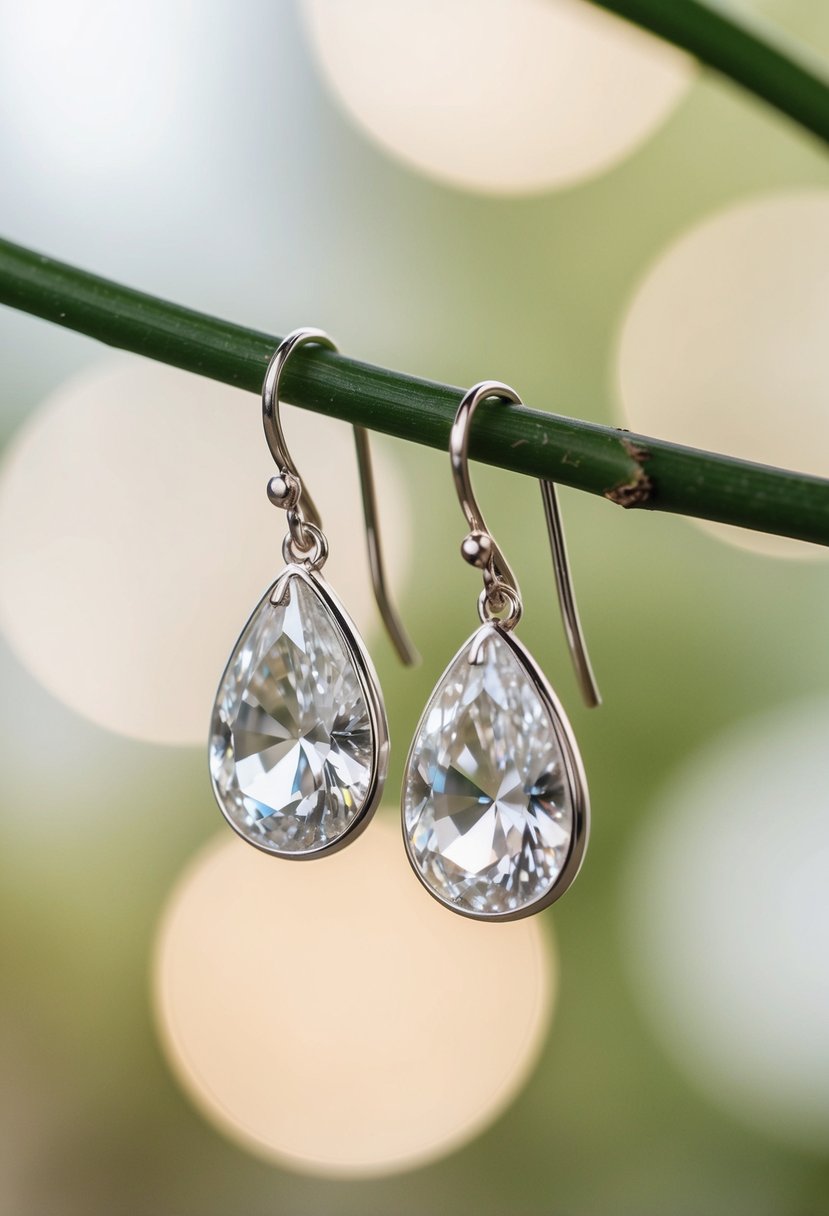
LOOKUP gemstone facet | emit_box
[210,568,384,856]
[403,626,583,918]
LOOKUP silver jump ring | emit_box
[477,584,523,630]
[282,521,329,569]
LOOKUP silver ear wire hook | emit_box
[451,380,601,708]
[262,327,418,666]
[450,381,524,629]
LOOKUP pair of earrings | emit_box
[209,330,600,922]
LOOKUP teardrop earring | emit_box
[402,380,600,920]
[210,328,417,858]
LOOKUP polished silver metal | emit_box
[210,562,389,860]
[262,327,417,665]
[450,380,600,706]
[353,425,418,666]
[541,480,600,707]
[401,622,589,921]
[401,377,599,919]
[281,520,328,569]
[210,327,412,860]
[450,380,523,629]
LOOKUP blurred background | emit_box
[1,0,829,1212]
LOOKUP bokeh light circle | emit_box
[0,359,411,745]
[153,817,554,1177]
[616,190,829,558]
[623,697,829,1152]
[0,2,202,182]
[302,0,692,195]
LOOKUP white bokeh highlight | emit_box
[303,0,692,195]
[154,817,553,1177]
[0,3,198,178]
[0,359,411,745]
[623,697,829,1152]
[616,190,829,558]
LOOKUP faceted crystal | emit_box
[404,628,574,916]
[210,573,376,854]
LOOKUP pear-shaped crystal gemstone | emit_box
[403,627,575,916]
[210,573,377,855]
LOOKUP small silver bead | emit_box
[460,530,493,568]
[267,473,299,509]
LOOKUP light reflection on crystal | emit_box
[404,628,573,915]
[210,574,374,854]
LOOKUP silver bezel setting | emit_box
[209,561,390,860]
[401,622,589,922]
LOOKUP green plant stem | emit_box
[1,237,828,547]
[592,0,829,145]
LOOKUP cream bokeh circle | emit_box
[153,818,554,1177]
[623,698,829,1152]
[0,359,411,745]
[302,0,692,195]
[617,190,829,558]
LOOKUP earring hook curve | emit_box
[262,327,418,667]
[450,380,601,708]
[450,380,523,619]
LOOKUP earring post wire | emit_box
[263,328,418,664]
[353,425,419,666]
[541,481,601,709]
[452,382,601,708]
